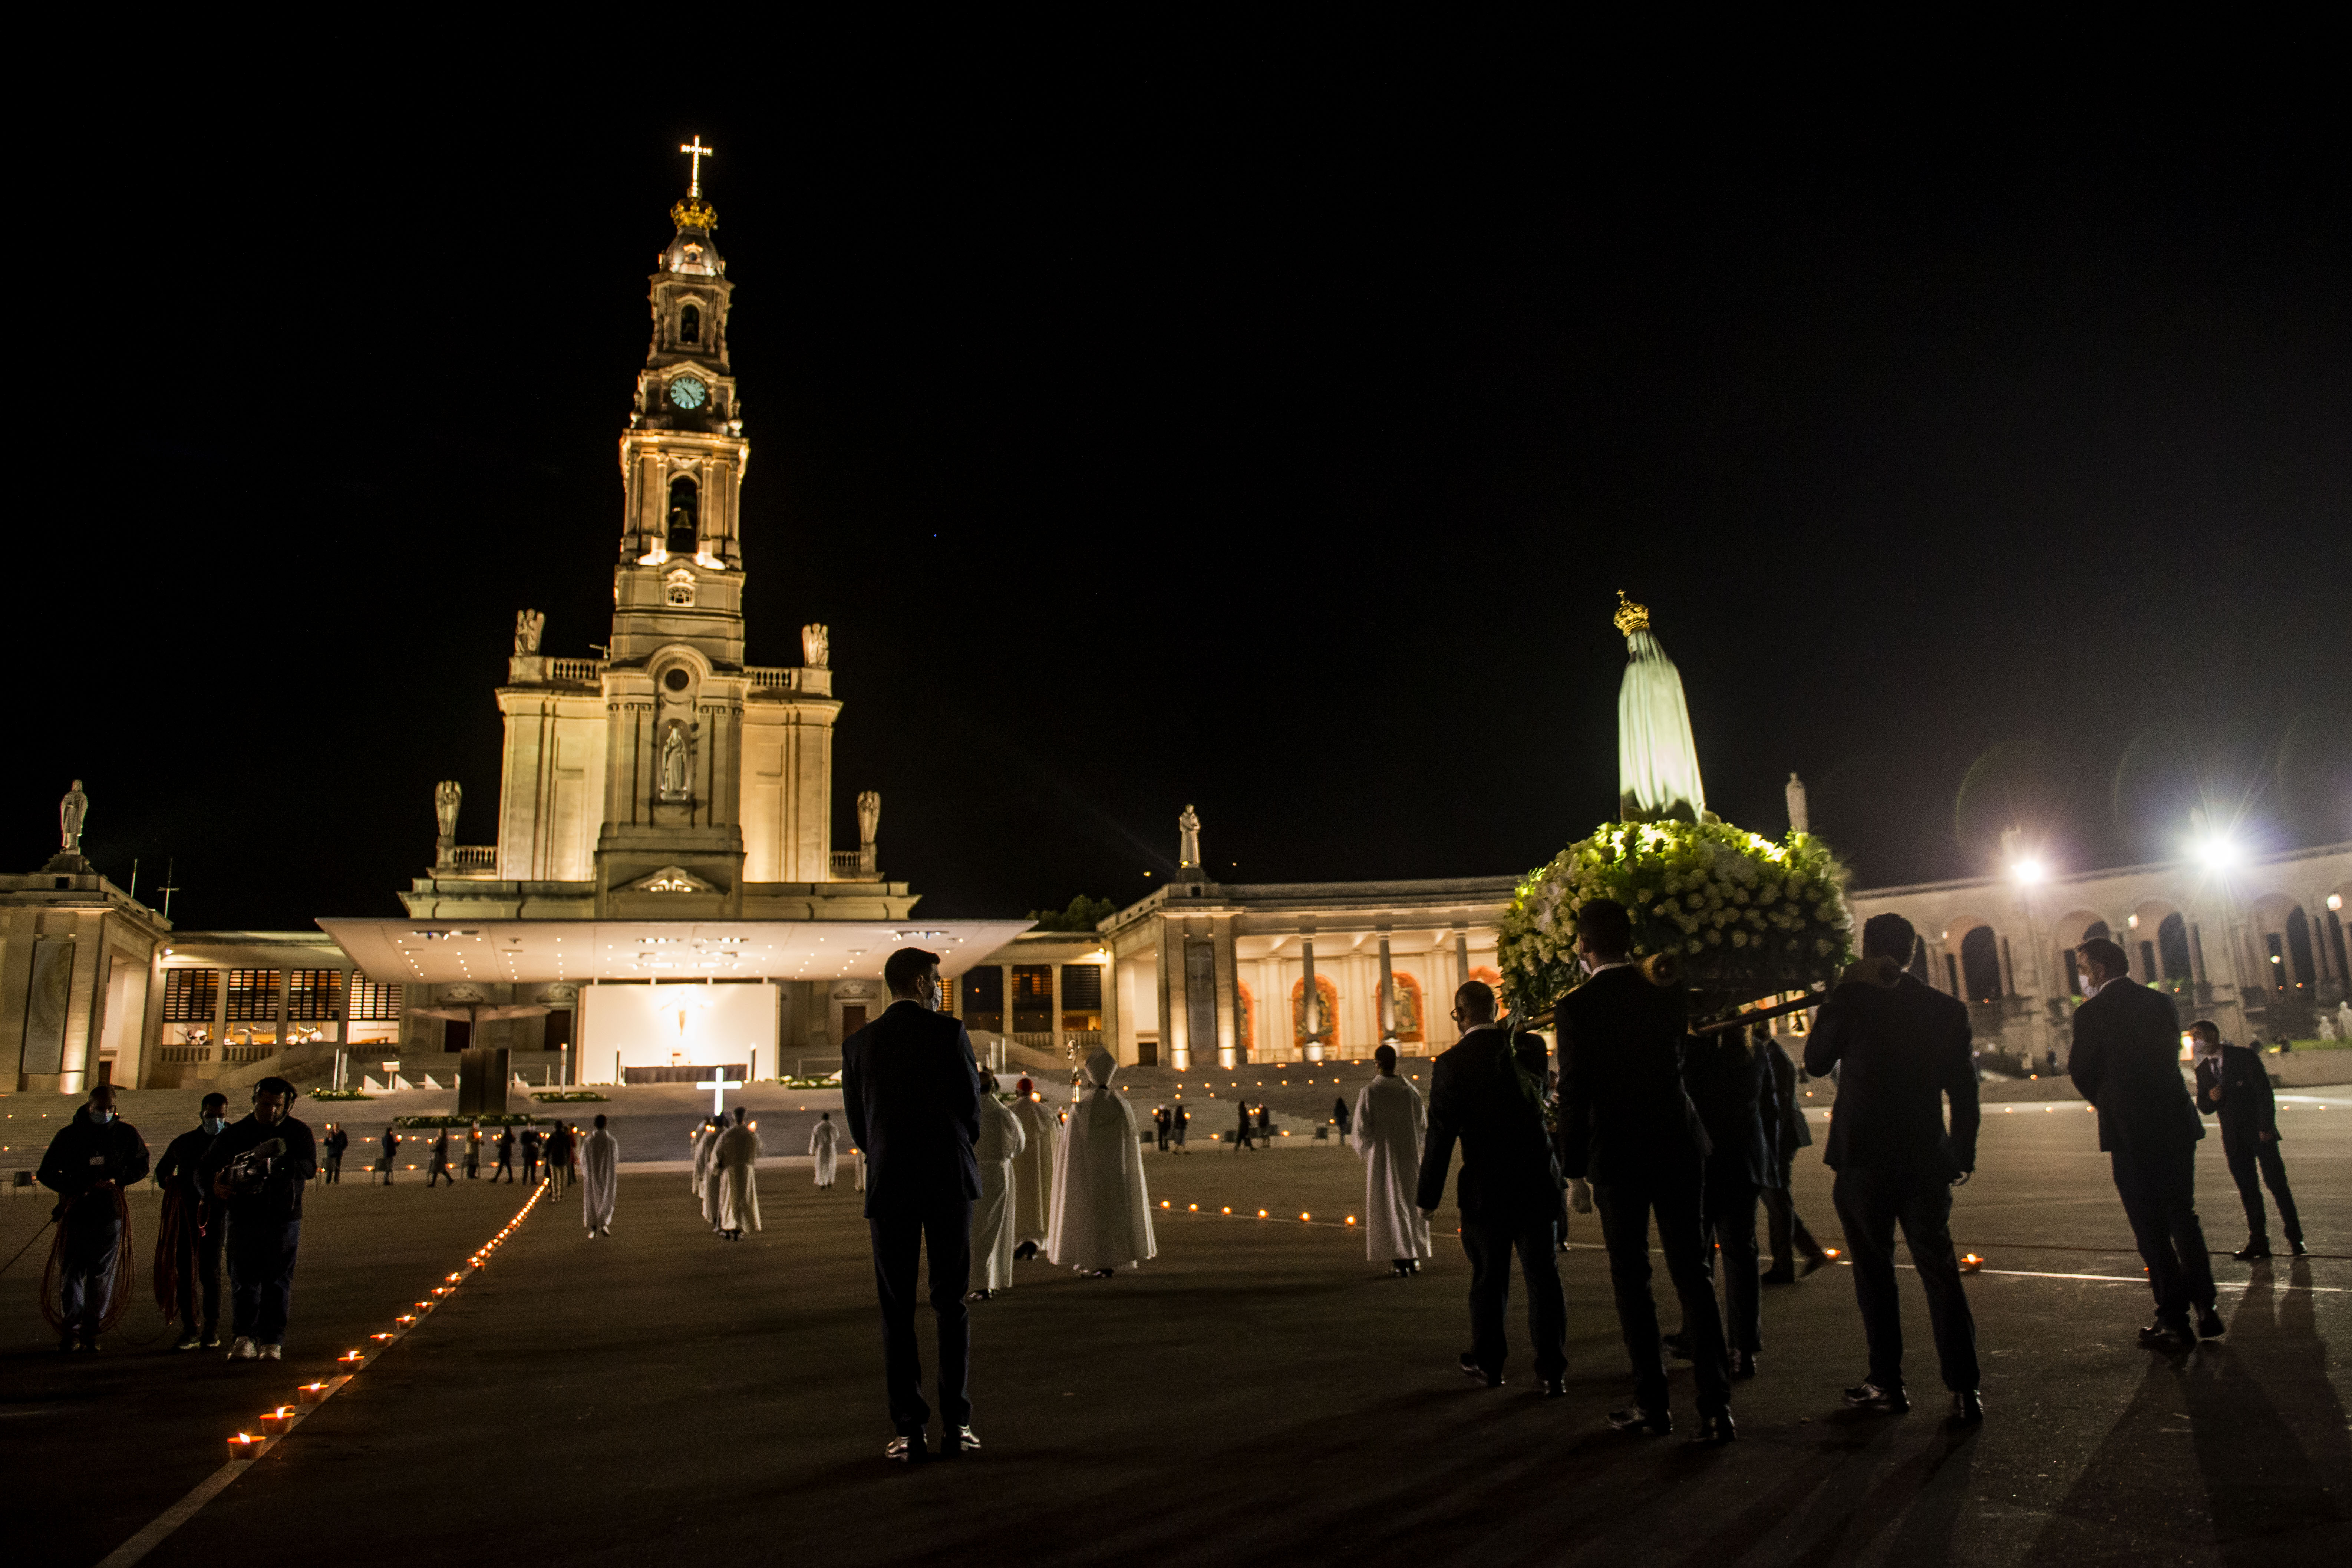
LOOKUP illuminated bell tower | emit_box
[593,140,754,914]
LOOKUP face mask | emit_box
[203,1116,227,1135]
[92,1110,115,1124]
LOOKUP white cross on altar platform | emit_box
[696,1068,736,1116]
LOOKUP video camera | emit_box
[221,1137,289,1197]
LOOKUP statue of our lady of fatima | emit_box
[1612,591,1708,823]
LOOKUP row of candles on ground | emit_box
[229,1178,550,1460]
[1139,1195,1989,1272]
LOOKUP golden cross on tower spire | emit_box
[679,135,715,198]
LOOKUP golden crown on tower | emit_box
[1613,590,1651,636]
[670,198,718,231]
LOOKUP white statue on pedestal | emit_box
[433,781,462,866]
[802,623,830,668]
[1178,805,1201,870]
[659,724,692,800]
[514,609,545,655]
[1785,772,1810,835]
[59,779,88,854]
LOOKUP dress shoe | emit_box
[1686,1412,1736,1445]
[1843,1381,1910,1413]
[1949,1389,1985,1424]
[1758,1266,1797,1285]
[1731,1350,1758,1380]
[1458,1353,1504,1388]
[1607,1406,1672,1436]
[2289,1238,2308,1258]
[1660,1330,1693,1361]
[174,1331,203,1351]
[2232,1241,2272,1261]
[2196,1307,2225,1340]
[942,1425,981,1456]
[1539,1377,1567,1398]
[884,1435,928,1464]
[2137,1322,2194,1351]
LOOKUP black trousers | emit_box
[323,1153,342,1184]
[175,1209,224,1331]
[1595,1163,1731,1416]
[1830,1166,1979,1393]
[493,1155,514,1182]
[2221,1129,2302,1246]
[869,1197,974,1435]
[1461,1213,1566,1379]
[428,1160,455,1188]
[1701,1181,1762,1354]
[1761,1159,1823,1271]
[226,1217,301,1345]
[2111,1140,2216,1324]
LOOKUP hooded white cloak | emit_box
[972,1093,1027,1290]
[1009,1092,1060,1246]
[711,1119,763,1233]
[809,1117,841,1186]
[691,1122,722,1220]
[1352,1073,1432,1262]
[581,1128,618,1232]
[1048,1052,1157,1271]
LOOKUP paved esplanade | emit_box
[4,1108,2345,1567]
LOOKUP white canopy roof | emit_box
[315,918,1035,988]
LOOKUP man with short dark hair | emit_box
[201,1076,318,1362]
[1806,914,1983,1422]
[37,1084,150,1353]
[1557,899,1731,1442]
[2069,938,2218,1349]
[154,1093,232,1350]
[2190,1019,2304,1260]
[843,947,984,1463]
[323,1122,348,1183]
[1418,981,1567,1394]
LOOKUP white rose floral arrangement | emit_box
[1500,819,1855,1020]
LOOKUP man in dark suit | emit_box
[1805,914,1983,1422]
[1676,1024,1777,1377]
[1759,1033,1828,1282]
[2068,937,2219,1349]
[1556,899,1733,1443]
[1415,980,1566,1394]
[843,946,984,1463]
[2190,1019,2304,1261]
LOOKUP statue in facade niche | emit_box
[59,778,89,853]
[433,780,462,868]
[802,623,829,668]
[857,790,881,848]
[659,722,693,800]
[1178,805,1201,870]
[514,609,545,655]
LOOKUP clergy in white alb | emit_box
[810,1111,842,1188]
[711,1108,763,1239]
[1008,1076,1059,1256]
[1353,1045,1432,1272]
[971,1076,1027,1294]
[692,1116,722,1225]
[581,1115,619,1237]
[1048,1051,1156,1276]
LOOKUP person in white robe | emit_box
[710,1107,763,1239]
[1048,1050,1157,1277]
[970,1075,1027,1297]
[1008,1076,1060,1259]
[1353,1044,1432,1275]
[691,1116,722,1224]
[581,1114,619,1237]
[810,1111,842,1188]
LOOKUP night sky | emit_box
[13,72,2347,930]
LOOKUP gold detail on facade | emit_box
[1613,590,1651,637]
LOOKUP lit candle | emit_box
[228,1433,262,1459]
[337,1351,363,1365]
[1960,1254,1983,1273]
[298,1382,330,1404]
[260,1407,297,1435]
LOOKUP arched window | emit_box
[666,476,699,554]
[1959,927,2004,1002]
[679,303,700,345]
[2157,914,2193,982]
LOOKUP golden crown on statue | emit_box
[1613,589,1651,636]
[670,198,718,231]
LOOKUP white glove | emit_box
[1570,1178,1594,1215]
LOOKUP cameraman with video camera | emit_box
[199,1076,317,1362]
